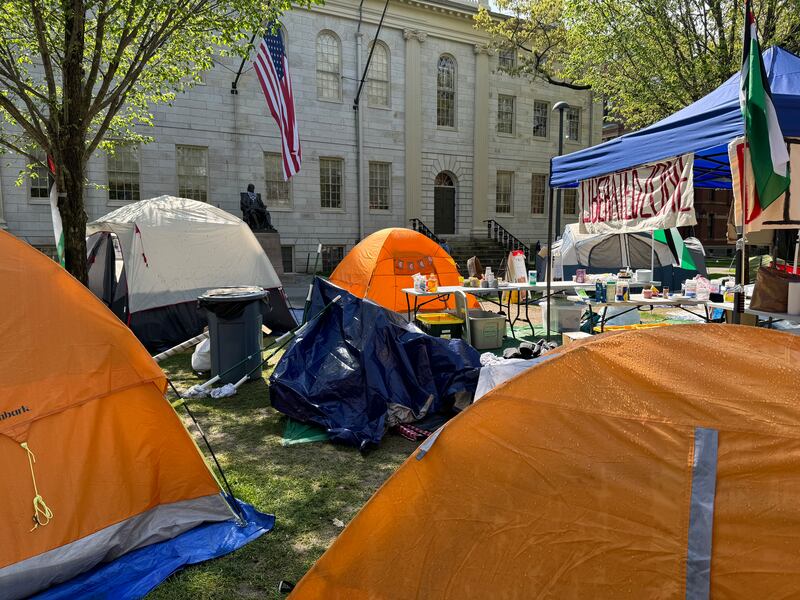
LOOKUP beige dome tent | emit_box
[290,325,800,599]
[87,195,295,351]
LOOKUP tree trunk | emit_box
[58,0,89,284]
[58,150,88,284]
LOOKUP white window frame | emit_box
[497,94,515,136]
[496,171,514,215]
[176,145,209,202]
[316,31,342,102]
[533,100,550,138]
[437,55,457,129]
[319,157,344,210]
[28,154,52,205]
[107,145,141,207]
[367,41,390,108]
[531,173,547,215]
[498,48,516,71]
[264,151,292,210]
[566,106,581,142]
[368,161,391,211]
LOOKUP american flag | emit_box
[253,26,302,180]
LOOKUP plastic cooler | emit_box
[198,286,267,384]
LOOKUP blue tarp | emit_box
[270,278,482,450]
[551,47,800,188]
[34,499,274,600]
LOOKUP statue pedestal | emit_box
[253,231,284,277]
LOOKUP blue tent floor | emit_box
[34,500,274,600]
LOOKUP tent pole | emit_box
[650,230,655,274]
[545,164,555,342]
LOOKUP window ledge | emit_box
[28,197,50,206]
[436,125,458,132]
[269,206,294,212]
[367,104,392,111]
[320,207,346,213]
[318,96,343,104]
[368,208,391,214]
[496,131,516,138]
[494,212,515,218]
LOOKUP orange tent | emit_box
[329,228,474,313]
[290,325,800,599]
[0,231,233,599]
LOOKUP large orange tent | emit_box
[329,228,475,313]
[290,325,800,599]
[0,231,237,599]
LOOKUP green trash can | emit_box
[198,287,268,385]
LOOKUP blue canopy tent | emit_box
[550,46,800,189]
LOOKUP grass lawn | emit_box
[148,347,416,599]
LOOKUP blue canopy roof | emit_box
[551,47,800,189]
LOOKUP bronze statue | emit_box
[240,183,276,231]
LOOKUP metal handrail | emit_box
[483,219,530,259]
[409,218,442,244]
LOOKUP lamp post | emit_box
[545,101,570,341]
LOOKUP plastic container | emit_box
[528,270,537,284]
[415,313,464,339]
[466,310,506,349]
[539,300,585,333]
[198,286,267,384]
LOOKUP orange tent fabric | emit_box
[329,228,475,313]
[0,231,231,599]
[290,325,800,599]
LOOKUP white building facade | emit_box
[0,0,601,273]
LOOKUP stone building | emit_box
[0,0,601,273]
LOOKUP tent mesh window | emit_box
[496,171,513,214]
[563,188,578,214]
[107,145,140,204]
[319,157,343,209]
[566,106,581,141]
[264,152,291,208]
[437,55,456,128]
[316,31,342,101]
[368,162,391,210]
[321,245,345,274]
[533,100,549,137]
[367,41,390,108]
[176,145,208,202]
[497,94,515,135]
[531,174,546,214]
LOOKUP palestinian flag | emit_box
[654,228,697,271]
[47,156,65,267]
[739,0,790,215]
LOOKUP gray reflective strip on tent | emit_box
[0,493,231,600]
[416,427,444,460]
[686,427,719,600]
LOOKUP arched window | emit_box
[435,172,455,188]
[437,55,456,127]
[367,41,390,108]
[316,31,341,101]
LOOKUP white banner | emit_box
[578,154,697,234]
[729,136,800,233]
